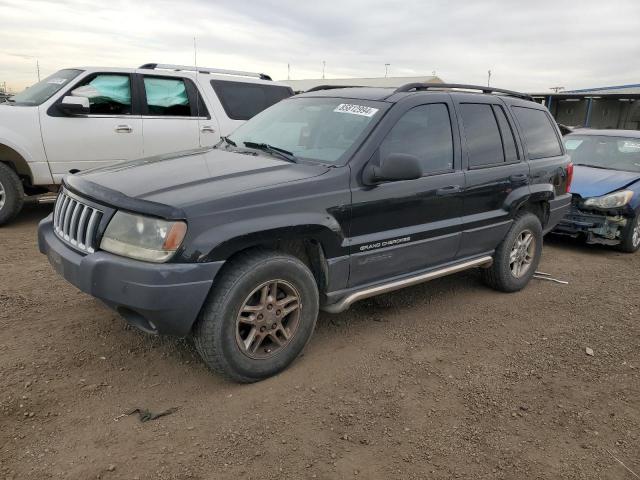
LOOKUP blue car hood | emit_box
[570,166,640,198]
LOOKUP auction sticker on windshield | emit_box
[334,103,379,117]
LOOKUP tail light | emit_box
[565,162,574,193]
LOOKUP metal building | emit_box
[531,84,640,130]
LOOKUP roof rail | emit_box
[395,83,533,101]
[138,63,272,81]
[305,85,364,92]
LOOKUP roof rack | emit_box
[305,85,365,92]
[138,63,272,81]
[394,83,533,101]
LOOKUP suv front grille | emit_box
[53,189,103,253]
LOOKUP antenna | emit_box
[193,37,197,66]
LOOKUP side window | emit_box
[459,103,504,167]
[493,105,519,162]
[143,77,191,116]
[379,103,454,174]
[70,74,131,115]
[512,106,562,159]
[211,80,293,121]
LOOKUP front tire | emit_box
[618,214,640,253]
[0,163,25,226]
[193,250,319,383]
[482,212,543,292]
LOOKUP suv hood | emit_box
[570,165,640,198]
[66,147,330,213]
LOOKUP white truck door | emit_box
[40,73,143,182]
[139,75,204,157]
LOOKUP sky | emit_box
[1,0,639,93]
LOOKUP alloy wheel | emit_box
[633,220,640,248]
[235,279,302,359]
[509,229,535,278]
[0,181,5,211]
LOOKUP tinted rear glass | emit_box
[459,103,505,167]
[512,106,562,159]
[211,80,293,120]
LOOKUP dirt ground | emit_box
[1,204,639,480]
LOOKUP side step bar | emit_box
[322,256,493,314]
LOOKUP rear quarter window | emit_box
[211,80,293,120]
[512,106,562,159]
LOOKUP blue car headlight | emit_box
[583,190,634,209]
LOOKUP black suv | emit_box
[39,83,572,382]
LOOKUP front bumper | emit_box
[38,215,223,336]
[553,206,628,245]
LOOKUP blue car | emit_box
[554,129,640,252]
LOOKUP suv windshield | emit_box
[227,97,386,164]
[8,69,83,106]
[564,134,640,173]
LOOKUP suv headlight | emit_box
[583,190,634,209]
[100,211,187,263]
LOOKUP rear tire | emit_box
[617,215,640,253]
[193,249,319,383]
[0,163,24,226]
[482,212,543,292]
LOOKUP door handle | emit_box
[509,174,528,182]
[436,185,462,196]
[115,125,133,133]
[200,125,216,134]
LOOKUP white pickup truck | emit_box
[0,63,293,225]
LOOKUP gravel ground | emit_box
[1,204,639,480]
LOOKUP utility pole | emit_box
[550,86,565,93]
[384,63,390,78]
[36,60,41,82]
[487,69,491,87]
[287,63,290,80]
[322,61,326,80]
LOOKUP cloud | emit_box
[1,0,639,92]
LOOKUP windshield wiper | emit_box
[221,136,237,147]
[574,163,610,170]
[243,141,298,163]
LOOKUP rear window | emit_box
[211,80,293,120]
[512,106,562,159]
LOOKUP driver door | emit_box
[348,100,464,287]
[40,72,143,182]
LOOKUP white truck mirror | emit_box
[58,96,90,116]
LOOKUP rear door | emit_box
[41,72,143,181]
[349,96,464,287]
[138,74,209,157]
[454,96,529,258]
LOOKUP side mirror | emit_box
[57,96,90,116]
[363,153,423,184]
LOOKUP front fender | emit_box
[186,212,347,262]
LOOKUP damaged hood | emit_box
[570,165,640,198]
